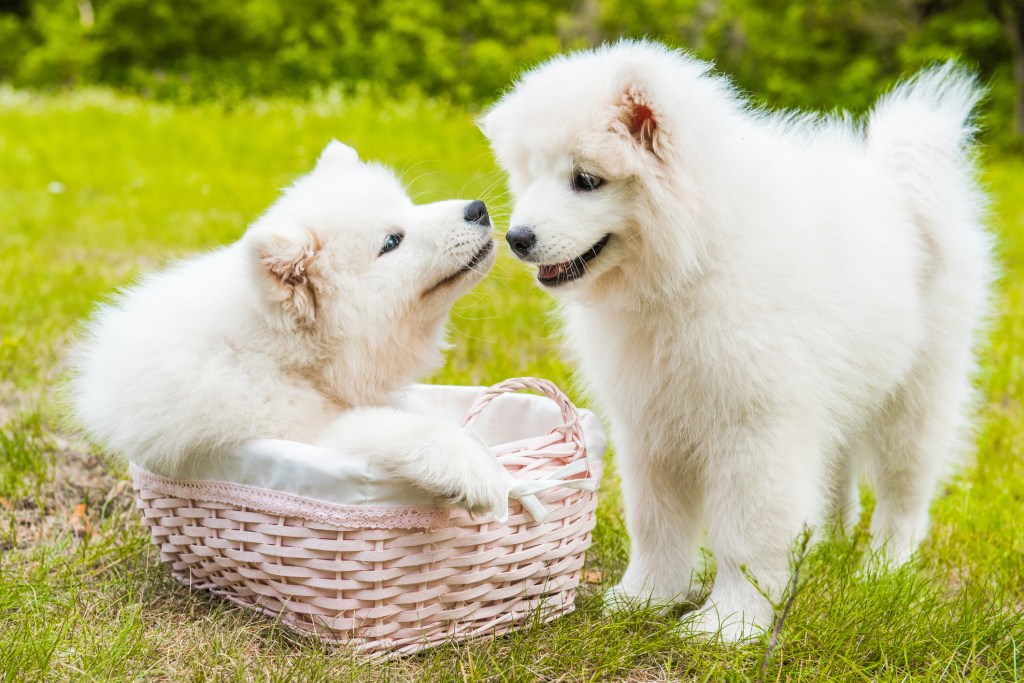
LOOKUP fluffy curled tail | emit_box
[869,62,983,160]
[867,62,987,266]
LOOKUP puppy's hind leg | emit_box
[829,444,863,537]
[866,355,973,566]
[606,433,705,613]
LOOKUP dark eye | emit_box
[379,233,403,255]
[572,170,604,192]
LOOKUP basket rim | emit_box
[130,463,451,529]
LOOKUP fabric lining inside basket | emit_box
[136,384,606,510]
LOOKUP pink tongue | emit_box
[539,263,567,280]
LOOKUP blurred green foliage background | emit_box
[0,0,1021,146]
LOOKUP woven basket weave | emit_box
[131,378,600,656]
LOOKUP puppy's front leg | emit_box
[607,430,705,611]
[693,421,827,641]
[316,408,509,518]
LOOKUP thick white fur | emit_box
[71,141,506,516]
[482,41,994,639]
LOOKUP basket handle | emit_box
[461,378,596,523]
[461,377,587,453]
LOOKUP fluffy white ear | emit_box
[476,107,502,142]
[251,228,323,329]
[316,139,359,169]
[615,83,666,160]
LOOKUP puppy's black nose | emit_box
[506,227,536,257]
[464,200,490,226]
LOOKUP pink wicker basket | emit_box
[130,378,601,656]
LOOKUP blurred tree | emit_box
[988,0,1022,136]
[0,0,29,17]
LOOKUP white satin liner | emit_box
[142,384,608,511]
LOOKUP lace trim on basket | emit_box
[129,464,449,530]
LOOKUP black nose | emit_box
[506,227,536,257]
[464,200,490,226]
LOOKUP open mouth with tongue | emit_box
[536,234,611,286]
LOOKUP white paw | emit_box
[603,582,676,615]
[433,431,510,520]
[682,604,768,643]
[866,536,917,568]
[603,583,639,614]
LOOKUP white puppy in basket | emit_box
[71,140,507,518]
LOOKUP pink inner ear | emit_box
[632,104,656,134]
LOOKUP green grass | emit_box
[1,88,1023,681]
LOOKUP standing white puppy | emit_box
[481,41,993,639]
[72,141,507,516]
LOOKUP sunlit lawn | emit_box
[1,89,1022,681]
